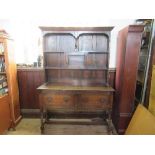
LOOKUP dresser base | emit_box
[38,84,114,135]
[40,110,113,135]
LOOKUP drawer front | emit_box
[78,93,113,112]
[42,93,75,111]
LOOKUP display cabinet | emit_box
[0,30,21,134]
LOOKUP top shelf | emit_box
[45,66,108,70]
[40,26,114,32]
[37,82,114,92]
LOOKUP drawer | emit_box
[78,93,113,112]
[42,93,75,110]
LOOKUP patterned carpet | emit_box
[7,118,113,135]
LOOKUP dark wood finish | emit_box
[113,25,144,134]
[38,85,114,113]
[38,84,114,134]
[38,27,114,134]
[17,68,45,109]
[0,30,21,132]
[109,68,116,88]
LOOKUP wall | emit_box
[0,19,135,67]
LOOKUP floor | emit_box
[7,118,114,135]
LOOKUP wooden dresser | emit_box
[37,27,114,134]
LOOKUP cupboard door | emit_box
[43,93,75,112]
[44,34,75,52]
[78,93,113,112]
[85,53,108,67]
[78,34,108,52]
[45,53,66,67]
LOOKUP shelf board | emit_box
[44,66,108,70]
[38,82,114,92]
[87,51,108,54]
[44,51,109,54]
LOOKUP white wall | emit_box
[109,20,135,68]
[0,19,135,67]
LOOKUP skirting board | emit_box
[21,109,40,118]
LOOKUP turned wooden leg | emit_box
[106,110,113,135]
[40,107,45,134]
[40,124,44,134]
[45,111,50,123]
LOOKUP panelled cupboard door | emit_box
[40,92,113,113]
[45,52,66,67]
[45,94,75,109]
[44,33,109,52]
[85,53,108,67]
[44,34,75,52]
[41,93,76,112]
[78,93,113,112]
[78,34,108,52]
